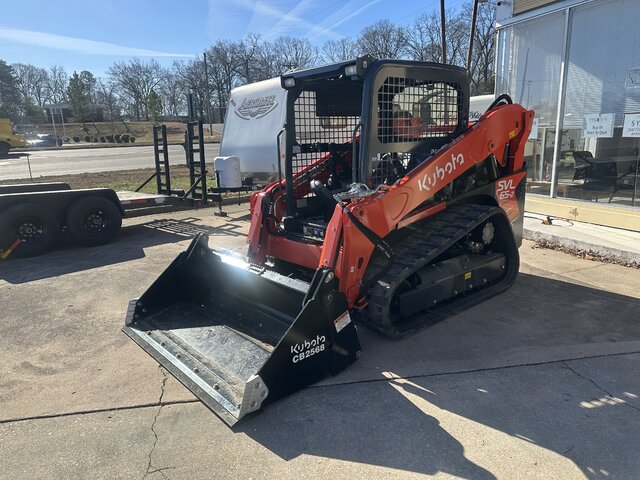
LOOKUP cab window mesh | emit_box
[377,77,460,143]
[370,77,462,187]
[291,90,360,198]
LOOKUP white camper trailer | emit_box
[469,94,494,122]
[219,78,288,182]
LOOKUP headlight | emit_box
[345,64,358,76]
[283,77,296,88]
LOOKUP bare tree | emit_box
[462,2,496,94]
[233,34,263,84]
[206,40,239,107]
[95,79,122,123]
[108,58,164,120]
[12,63,49,108]
[173,59,207,118]
[321,38,360,63]
[255,41,281,80]
[46,65,68,104]
[405,14,439,62]
[158,69,185,116]
[357,20,407,59]
[405,11,468,66]
[272,36,318,72]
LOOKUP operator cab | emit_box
[278,57,469,243]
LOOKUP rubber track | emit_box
[361,203,511,338]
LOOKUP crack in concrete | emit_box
[0,399,198,425]
[562,361,640,414]
[142,367,170,480]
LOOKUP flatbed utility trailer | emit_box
[0,183,203,258]
[0,123,211,258]
[0,182,125,257]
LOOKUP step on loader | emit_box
[123,56,534,425]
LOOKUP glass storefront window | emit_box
[495,11,565,196]
[556,0,640,207]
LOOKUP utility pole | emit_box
[467,0,479,72]
[58,108,67,140]
[440,0,447,64]
[50,108,58,139]
[203,52,213,136]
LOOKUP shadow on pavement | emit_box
[385,354,640,479]
[341,272,640,382]
[237,380,497,479]
[0,153,29,160]
[0,216,245,284]
[238,273,640,478]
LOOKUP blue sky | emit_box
[1,0,464,77]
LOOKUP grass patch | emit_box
[18,121,220,145]
[0,166,205,194]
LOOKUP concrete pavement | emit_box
[3,354,640,480]
[1,206,640,479]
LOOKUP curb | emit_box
[523,227,640,266]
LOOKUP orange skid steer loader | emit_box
[123,56,534,425]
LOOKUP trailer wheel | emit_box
[0,202,59,257]
[65,196,122,246]
[0,142,10,156]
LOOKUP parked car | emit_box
[26,134,63,148]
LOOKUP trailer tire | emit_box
[0,202,59,257]
[65,196,122,247]
[0,142,10,156]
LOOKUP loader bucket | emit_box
[123,233,361,425]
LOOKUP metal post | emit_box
[50,107,58,139]
[187,93,196,120]
[440,0,447,63]
[539,127,548,181]
[550,9,571,198]
[161,125,171,194]
[203,52,213,136]
[152,125,163,194]
[467,0,479,72]
[198,120,207,202]
[632,145,639,207]
[26,154,33,181]
[59,109,67,139]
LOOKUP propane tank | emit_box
[214,156,242,188]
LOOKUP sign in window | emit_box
[622,113,640,137]
[582,113,614,138]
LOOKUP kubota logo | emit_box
[417,153,465,192]
[234,95,278,120]
[291,335,326,363]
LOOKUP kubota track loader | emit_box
[123,56,534,425]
